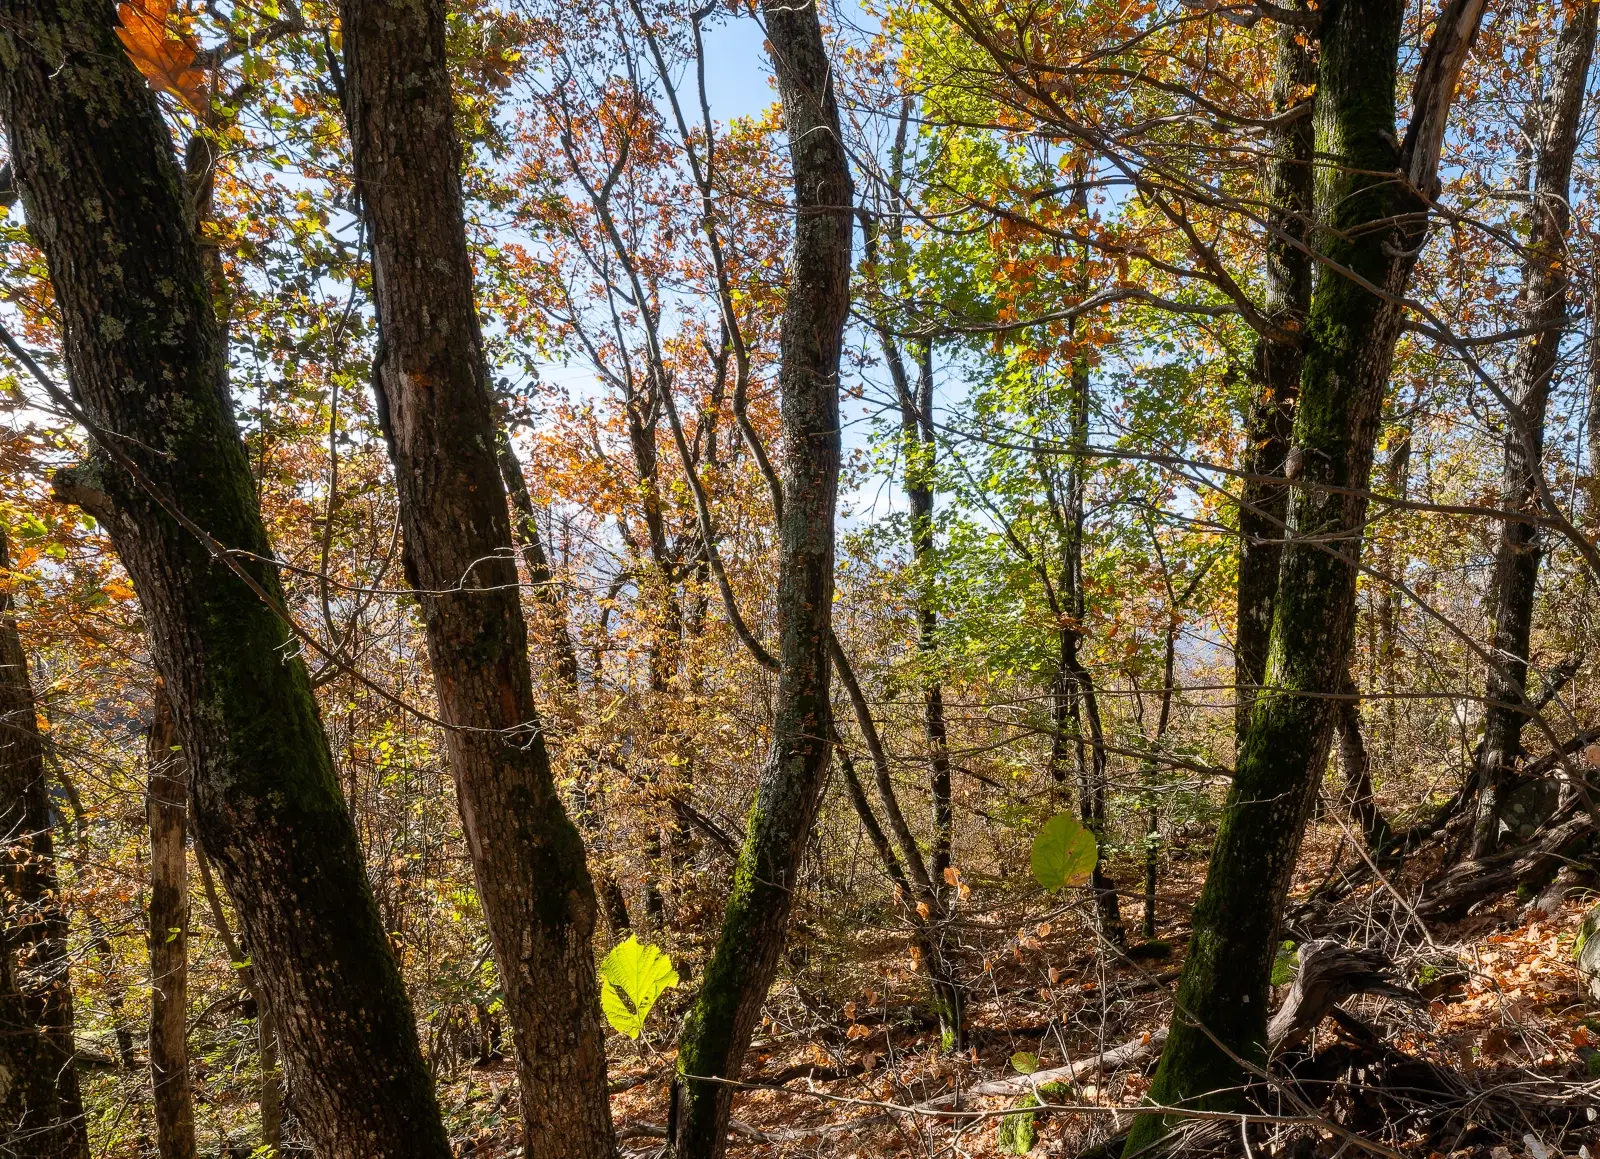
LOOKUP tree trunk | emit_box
[1471,1,1598,857]
[194,845,280,1150]
[1335,671,1392,853]
[0,6,452,1154]
[500,435,636,942]
[0,524,89,1159]
[1042,336,1124,947]
[147,685,197,1159]
[338,3,614,1155]
[903,344,956,888]
[1127,0,1484,1148]
[872,321,968,1051]
[669,5,851,1154]
[1234,11,1316,741]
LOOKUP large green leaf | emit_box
[1030,813,1098,891]
[599,935,679,1039]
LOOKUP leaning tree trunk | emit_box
[0,524,89,1159]
[147,686,197,1159]
[1126,0,1484,1150]
[338,2,615,1155]
[1233,9,1316,741]
[1471,1,1598,857]
[0,5,452,1155]
[669,4,851,1155]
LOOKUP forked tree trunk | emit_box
[147,686,197,1159]
[0,5,452,1154]
[0,524,89,1159]
[1234,9,1315,740]
[1471,1,1598,857]
[338,2,614,1154]
[1127,0,1484,1149]
[669,3,851,1153]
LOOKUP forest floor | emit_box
[439,823,1600,1159]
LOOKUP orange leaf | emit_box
[115,0,207,113]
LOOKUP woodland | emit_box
[6,0,1600,1156]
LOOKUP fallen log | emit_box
[1416,808,1594,921]
[1267,940,1425,1049]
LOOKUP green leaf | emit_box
[1010,1050,1038,1075]
[1030,813,1098,891]
[599,935,679,1039]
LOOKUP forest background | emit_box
[3,0,1600,1155]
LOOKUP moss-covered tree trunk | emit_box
[1233,12,1315,740]
[0,524,89,1159]
[147,686,196,1159]
[1471,1,1597,857]
[338,2,615,1154]
[669,3,851,1153]
[0,5,452,1154]
[1125,0,1483,1149]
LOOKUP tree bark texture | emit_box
[146,687,196,1159]
[1127,0,1484,1148]
[0,525,89,1159]
[338,2,615,1154]
[1234,13,1315,741]
[0,6,452,1155]
[1471,1,1598,857]
[670,4,851,1154]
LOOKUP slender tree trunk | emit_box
[669,6,851,1154]
[0,524,89,1159]
[498,429,580,686]
[1046,342,1124,947]
[338,3,614,1154]
[1373,426,1411,767]
[1471,2,1598,857]
[147,685,197,1159]
[194,845,280,1150]
[903,344,956,888]
[0,6,452,1154]
[1335,671,1392,852]
[1127,0,1483,1147]
[881,339,968,1050]
[499,435,635,941]
[1234,12,1316,741]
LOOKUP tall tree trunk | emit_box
[1127,0,1483,1148]
[876,333,968,1051]
[1234,12,1316,741]
[904,345,956,888]
[499,434,635,941]
[147,685,197,1159]
[0,6,452,1155]
[1373,425,1411,767]
[194,845,280,1150]
[1042,336,1124,947]
[669,5,851,1154]
[1335,670,1392,852]
[0,524,89,1159]
[338,3,614,1155]
[1471,2,1598,857]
